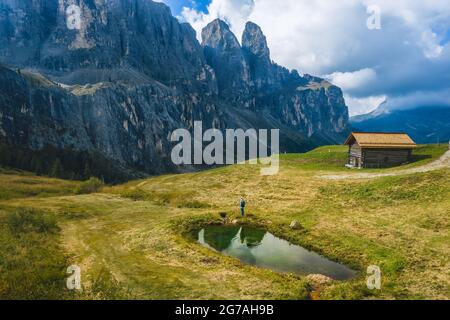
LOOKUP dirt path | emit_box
[320,149,450,180]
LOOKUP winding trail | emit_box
[320,149,450,180]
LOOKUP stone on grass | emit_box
[305,274,333,286]
[290,220,301,230]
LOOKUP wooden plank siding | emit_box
[362,148,412,168]
[344,132,417,168]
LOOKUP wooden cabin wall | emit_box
[349,143,362,157]
[362,148,412,168]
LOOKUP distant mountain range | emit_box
[0,0,349,181]
[351,106,450,144]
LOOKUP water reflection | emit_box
[198,226,357,280]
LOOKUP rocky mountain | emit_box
[201,19,348,138]
[351,106,450,144]
[0,0,349,181]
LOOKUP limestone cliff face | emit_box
[242,21,274,89]
[0,0,217,93]
[202,20,349,140]
[202,19,252,107]
[0,65,224,175]
[0,0,349,177]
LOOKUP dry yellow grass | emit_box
[0,145,448,300]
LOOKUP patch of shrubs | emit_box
[74,177,104,195]
[7,209,59,234]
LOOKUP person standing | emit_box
[240,197,246,217]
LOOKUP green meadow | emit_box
[0,145,448,300]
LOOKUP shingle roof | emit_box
[344,132,417,148]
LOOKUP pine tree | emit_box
[83,162,91,179]
[50,158,64,178]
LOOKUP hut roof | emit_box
[344,132,417,149]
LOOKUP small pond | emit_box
[197,226,357,280]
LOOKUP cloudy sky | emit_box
[160,0,450,116]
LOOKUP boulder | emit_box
[305,274,334,286]
[290,220,301,230]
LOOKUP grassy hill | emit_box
[0,145,448,300]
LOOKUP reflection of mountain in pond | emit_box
[198,226,357,280]
[199,227,267,266]
[202,226,241,251]
[200,226,266,251]
[240,228,266,247]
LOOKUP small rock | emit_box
[290,220,301,230]
[305,274,334,286]
[231,219,239,225]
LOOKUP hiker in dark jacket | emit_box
[240,198,246,217]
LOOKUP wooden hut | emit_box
[344,132,417,168]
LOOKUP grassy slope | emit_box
[281,144,448,172]
[0,168,80,200]
[0,145,448,300]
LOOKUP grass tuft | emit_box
[74,177,104,195]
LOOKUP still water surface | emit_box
[198,226,357,280]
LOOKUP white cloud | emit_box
[420,30,444,58]
[326,68,377,91]
[344,94,387,116]
[180,0,254,43]
[180,0,450,115]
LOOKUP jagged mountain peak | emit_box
[242,21,270,61]
[201,18,252,106]
[201,18,241,50]
[207,18,231,30]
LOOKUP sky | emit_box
[159,0,450,117]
